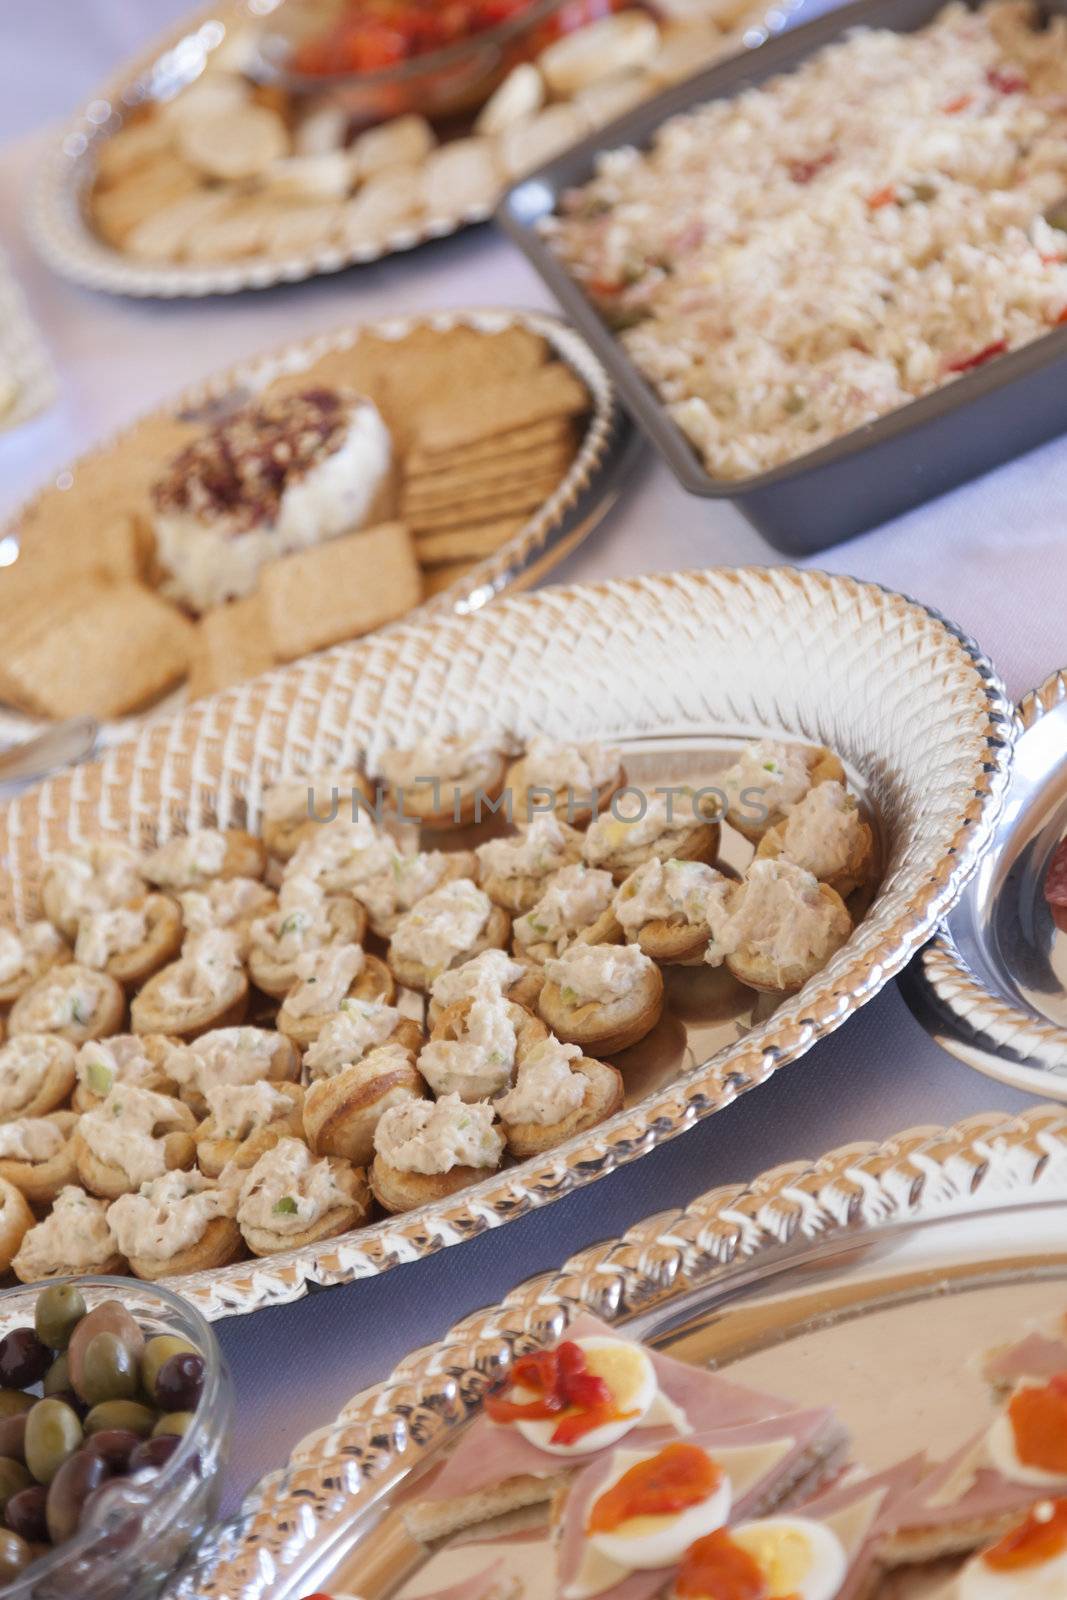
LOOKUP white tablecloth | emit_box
[0,0,1063,1523]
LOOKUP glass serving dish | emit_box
[0,1276,232,1600]
[252,0,576,124]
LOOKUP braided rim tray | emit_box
[165,1100,1067,1598]
[0,565,1013,1320]
[905,666,1067,1087]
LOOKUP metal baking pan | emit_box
[498,0,1067,553]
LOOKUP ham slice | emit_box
[982,1329,1067,1391]
[794,1454,927,1600]
[417,1313,795,1510]
[555,1408,849,1600]
[878,1428,1059,1562]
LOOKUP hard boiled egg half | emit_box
[588,1447,733,1571]
[958,1500,1067,1598]
[717,1517,848,1600]
[513,1337,686,1456]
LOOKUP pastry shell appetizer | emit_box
[236,1136,372,1255]
[261,770,376,861]
[0,1177,35,1276]
[196,1080,306,1177]
[248,890,368,998]
[163,1026,302,1120]
[426,949,543,1029]
[512,863,617,964]
[720,739,846,844]
[0,1111,80,1206]
[12,1186,125,1282]
[276,944,395,1048]
[706,858,853,995]
[370,1093,505,1215]
[41,843,148,940]
[304,1003,423,1081]
[107,1167,244,1279]
[8,963,126,1044]
[73,1084,198,1200]
[496,1039,624,1159]
[582,792,721,884]
[387,879,510,993]
[475,817,585,915]
[538,942,664,1054]
[131,929,249,1040]
[143,826,267,892]
[613,857,732,965]
[304,1043,427,1167]
[0,921,70,1005]
[74,893,184,988]
[285,816,394,898]
[755,781,875,900]
[506,736,625,829]
[377,735,509,830]
[179,876,277,958]
[421,996,548,1100]
[358,850,479,940]
[73,1032,179,1113]
[0,1034,78,1122]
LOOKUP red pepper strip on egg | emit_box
[983,1497,1067,1571]
[1008,1372,1067,1475]
[588,1442,724,1532]
[485,1340,635,1443]
[674,1528,775,1599]
[945,339,1008,373]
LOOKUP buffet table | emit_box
[1,8,1064,1517]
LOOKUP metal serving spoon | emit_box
[0,717,99,791]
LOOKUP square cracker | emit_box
[263,522,421,662]
[406,418,573,475]
[421,560,479,597]
[413,363,589,455]
[401,444,573,513]
[0,579,195,719]
[414,519,526,563]
[406,472,566,533]
[187,591,275,702]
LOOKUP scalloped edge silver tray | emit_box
[0,566,1013,1322]
[0,303,635,748]
[901,665,1067,1094]
[28,0,806,299]
[166,1100,1067,1599]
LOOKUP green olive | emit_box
[78,1333,138,1409]
[34,1284,87,1353]
[152,1411,194,1440]
[0,1529,32,1581]
[141,1335,196,1403]
[0,1392,34,1421]
[42,1352,70,1398]
[24,1399,82,1487]
[0,1458,30,1511]
[68,1302,144,1401]
[83,1400,156,1439]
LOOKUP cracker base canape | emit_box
[74,1127,198,1201]
[728,747,846,844]
[276,953,395,1048]
[370,1155,498,1215]
[537,962,664,1055]
[304,1051,428,1167]
[0,1112,80,1206]
[9,966,126,1045]
[127,1216,245,1280]
[98,894,185,988]
[240,1163,372,1255]
[388,904,511,994]
[130,964,250,1040]
[248,896,368,998]
[263,774,376,862]
[505,754,626,831]
[0,1179,35,1275]
[755,815,875,901]
[195,1083,306,1178]
[725,884,852,996]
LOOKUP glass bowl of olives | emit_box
[0,1276,231,1600]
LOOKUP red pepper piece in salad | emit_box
[987,66,1028,93]
[787,151,835,184]
[946,339,1008,373]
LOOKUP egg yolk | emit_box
[588,1442,724,1533]
[484,1340,638,1444]
[983,1499,1067,1571]
[1008,1374,1067,1474]
[675,1529,776,1598]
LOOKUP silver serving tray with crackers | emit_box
[900,665,1067,1095]
[0,306,632,742]
[28,0,804,300]
[165,1100,1067,1599]
[0,566,1011,1320]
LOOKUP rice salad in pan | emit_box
[545,1,1067,479]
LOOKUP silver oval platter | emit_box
[900,666,1067,1093]
[29,0,805,300]
[0,305,633,748]
[165,1100,1067,1599]
[0,567,1011,1319]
